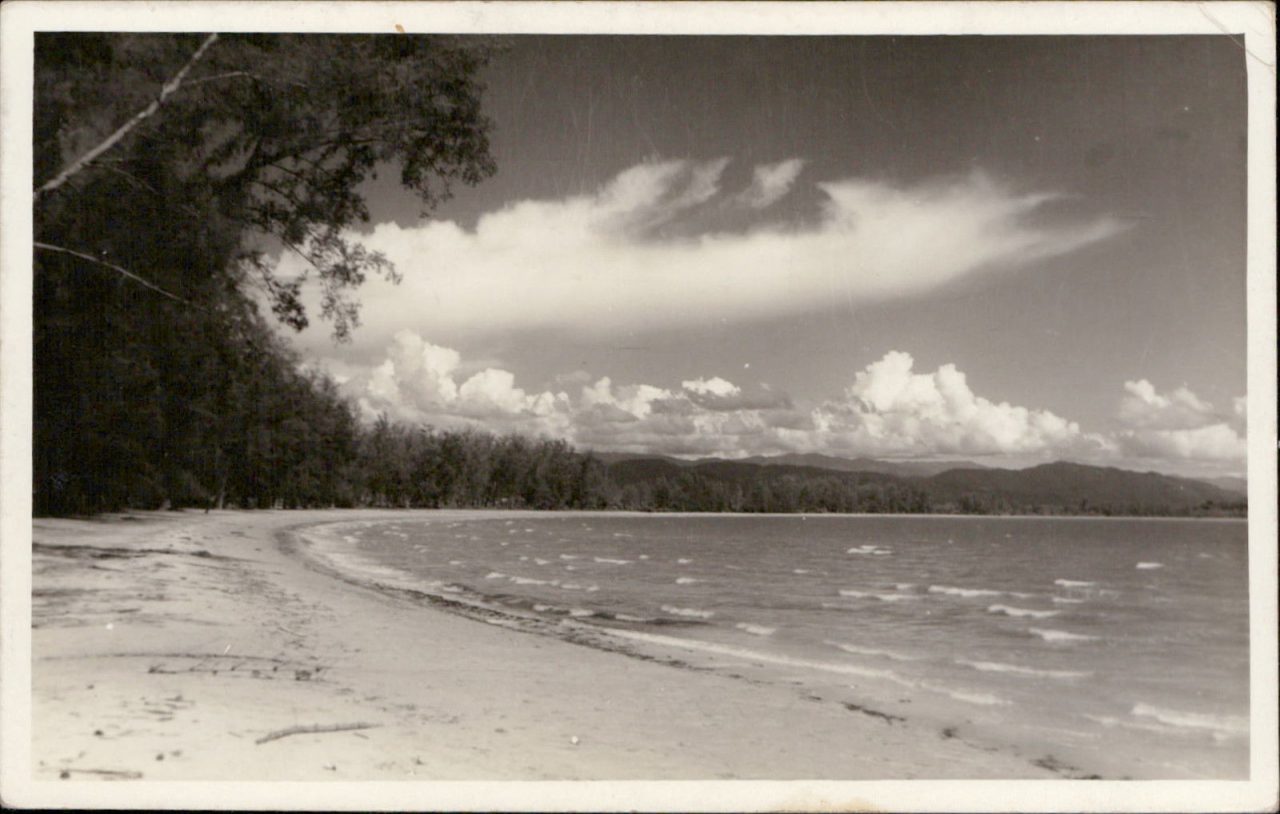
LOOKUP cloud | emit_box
[327,334,1107,463]
[812,351,1088,457]
[737,158,805,209]
[279,160,1124,353]
[1115,380,1246,463]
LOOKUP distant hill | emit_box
[1199,476,1247,496]
[921,462,1242,514]
[601,456,1245,516]
[591,450,979,478]
[738,453,983,478]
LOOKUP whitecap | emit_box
[1052,597,1085,604]
[987,604,1059,619]
[838,589,872,598]
[1131,703,1248,738]
[484,571,506,580]
[661,605,715,619]
[675,577,702,585]
[928,585,1003,598]
[958,659,1090,679]
[894,583,915,591]
[735,623,776,636]
[1136,562,1164,570]
[448,560,464,566]
[793,569,811,575]
[1054,579,1096,588]
[1029,627,1097,644]
[559,554,579,561]
[614,613,654,623]
[568,608,596,618]
[677,558,693,565]
[593,557,631,565]
[826,641,918,662]
[510,576,554,586]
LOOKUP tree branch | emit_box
[34,241,195,306]
[34,33,220,201]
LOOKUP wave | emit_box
[510,575,556,586]
[793,568,811,575]
[604,628,906,683]
[838,589,915,602]
[1054,579,1096,588]
[484,571,506,580]
[568,608,596,618]
[593,557,631,565]
[661,605,715,619]
[735,622,776,636]
[675,576,702,585]
[677,558,693,564]
[921,684,1009,706]
[1028,627,1097,644]
[928,585,1003,598]
[825,641,919,662]
[1051,597,1085,604]
[1131,704,1249,738]
[957,659,1091,679]
[987,604,1059,619]
[1136,562,1164,570]
[559,554,579,561]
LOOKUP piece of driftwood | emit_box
[254,721,380,745]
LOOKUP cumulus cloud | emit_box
[1115,380,1246,463]
[327,334,1111,463]
[737,158,805,209]
[279,160,1124,353]
[812,351,1087,457]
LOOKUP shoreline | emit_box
[29,508,1072,781]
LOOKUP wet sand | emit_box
[29,508,1064,782]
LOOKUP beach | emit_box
[29,508,1066,781]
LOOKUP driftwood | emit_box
[254,721,380,745]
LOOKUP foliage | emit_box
[33,33,494,514]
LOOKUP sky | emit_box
[276,35,1248,477]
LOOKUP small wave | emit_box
[1054,579,1096,588]
[958,659,1090,679]
[1136,562,1164,570]
[613,613,654,623]
[484,571,506,580]
[593,557,631,565]
[793,569,811,575]
[534,558,550,565]
[675,577,702,585]
[510,576,556,586]
[826,641,918,662]
[518,556,529,561]
[838,589,915,603]
[1051,596,1085,604]
[1029,627,1097,644]
[1131,704,1248,738]
[661,605,714,619]
[677,558,693,564]
[524,528,535,533]
[568,608,596,618]
[847,544,890,555]
[894,583,916,591]
[560,554,579,561]
[638,554,650,560]
[926,685,1009,706]
[560,582,585,590]
[735,623,776,636]
[872,550,892,556]
[448,560,464,566]
[532,603,554,613]
[929,585,1002,598]
[987,604,1059,619]
[838,589,871,598]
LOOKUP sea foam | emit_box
[928,585,1003,598]
[957,659,1090,679]
[1029,627,1097,644]
[987,604,1059,619]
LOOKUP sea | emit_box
[307,513,1249,779]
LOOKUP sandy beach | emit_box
[25,508,1076,782]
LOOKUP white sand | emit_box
[31,509,1056,781]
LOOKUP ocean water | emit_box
[317,513,1249,779]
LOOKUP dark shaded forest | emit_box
[32,34,1246,519]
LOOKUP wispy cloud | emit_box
[280,159,1125,352]
[736,158,805,209]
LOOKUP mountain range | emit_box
[594,452,1246,516]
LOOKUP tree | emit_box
[33,33,496,515]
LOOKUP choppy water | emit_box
[315,513,1249,779]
